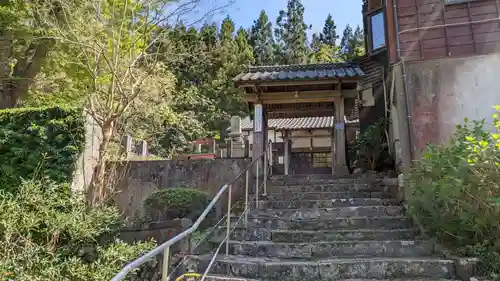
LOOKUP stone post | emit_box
[226,139,232,158]
[283,131,290,175]
[121,135,133,159]
[136,140,148,157]
[244,136,250,158]
[211,139,217,154]
[193,143,202,154]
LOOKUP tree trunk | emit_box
[89,120,115,206]
[0,39,55,109]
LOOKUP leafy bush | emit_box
[352,117,389,170]
[144,188,208,221]
[0,180,156,281]
[0,107,85,191]
[407,107,500,278]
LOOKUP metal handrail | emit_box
[111,140,272,281]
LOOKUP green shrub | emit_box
[144,188,208,221]
[0,107,85,191]
[407,107,500,278]
[352,117,389,170]
[0,180,156,281]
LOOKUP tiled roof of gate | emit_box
[233,63,366,83]
[227,116,359,131]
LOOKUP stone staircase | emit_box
[187,175,463,281]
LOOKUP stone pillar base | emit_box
[231,141,245,158]
[335,165,350,176]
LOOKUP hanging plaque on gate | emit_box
[254,104,263,132]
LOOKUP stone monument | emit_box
[229,116,245,157]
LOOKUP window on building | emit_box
[313,152,333,168]
[370,11,386,51]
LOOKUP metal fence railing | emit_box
[110,141,272,281]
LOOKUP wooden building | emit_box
[363,0,500,170]
[232,63,366,175]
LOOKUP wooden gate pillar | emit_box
[334,97,349,176]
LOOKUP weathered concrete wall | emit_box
[404,53,500,156]
[112,158,252,220]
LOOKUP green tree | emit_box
[275,0,309,64]
[0,1,61,109]
[309,43,340,63]
[340,24,365,61]
[309,14,342,64]
[249,10,276,65]
[353,25,366,56]
[30,0,234,205]
[154,16,254,144]
[321,14,338,47]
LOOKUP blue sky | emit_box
[226,0,363,36]
[182,0,363,38]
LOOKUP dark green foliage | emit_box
[321,14,339,47]
[407,109,500,279]
[352,117,389,170]
[339,24,365,60]
[0,107,85,190]
[153,16,253,144]
[0,180,155,281]
[275,0,309,65]
[144,188,208,221]
[249,10,276,65]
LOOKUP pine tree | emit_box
[310,33,322,54]
[235,27,255,66]
[352,25,365,56]
[249,10,275,66]
[309,14,341,63]
[275,0,309,65]
[200,23,218,52]
[339,24,365,61]
[321,14,338,47]
[220,15,235,42]
[339,24,353,57]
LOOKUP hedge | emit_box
[143,188,209,221]
[0,107,86,191]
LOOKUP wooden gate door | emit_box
[291,151,332,175]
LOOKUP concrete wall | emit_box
[111,158,252,220]
[403,53,500,157]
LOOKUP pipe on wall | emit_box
[392,0,414,166]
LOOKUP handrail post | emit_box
[244,169,249,228]
[263,147,268,196]
[268,141,273,176]
[225,184,232,256]
[161,246,170,281]
[255,159,259,209]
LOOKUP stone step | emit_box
[268,183,384,193]
[260,198,400,209]
[274,228,421,242]
[188,255,456,280]
[234,216,413,230]
[269,177,373,186]
[203,275,260,281]
[205,277,458,281]
[214,240,435,259]
[226,227,421,242]
[266,191,391,201]
[249,206,405,219]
